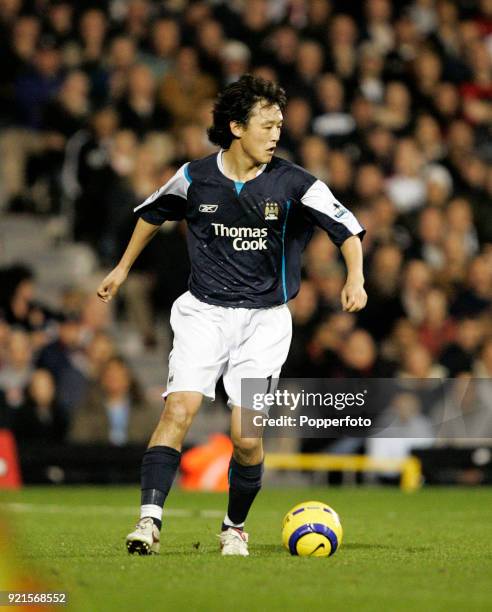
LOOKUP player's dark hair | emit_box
[208,74,287,149]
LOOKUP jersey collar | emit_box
[216,149,267,181]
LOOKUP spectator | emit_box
[332,328,394,377]
[302,0,333,43]
[363,125,395,173]
[308,312,356,375]
[14,369,67,443]
[312,73,355,147]
[354,163,385,203]
[0,15,40,125]
[159,47,217,126]
[85,332,116,380]
[326,151,354,203]
[381,317,419,364]
[440,317,483,377]
[370,194,410,247]
[415,114,445,164]
[195,19,225,79]
[431,81,461,128]
[15,36,64,129]
[65,106,119,248]
[236,0,272,66]
[406,207,445,269]
[220,40,251,86]
[0,329,33,408]
[0,265,55,335]
[44,2,73,50]
[35,70,90,212]
[385,15,421,79]
[357,42,385,104]
[451,255,492,317]
[292,40,325,100]
[376,81,412,135]
[358,243,404,340]
[284,280,320,377]
[107,35,137,102]
[70,356,156,445]
[398,342,447,378]
[412,49,443,111]
[424,164,453,207]
[298,135,330,182]
[400,260,432,325]
[385,138,426,212]
[78,9,107,69]
[327,14,358,80]
[418,287,457,358]
[446,198,479,258]
[367,391,434,477]
[140,17,180,80]
[117,64,169,138]
[36,313,88,418]
[279,97,312,157]
[122,0,151,48]
[268,25,299,84]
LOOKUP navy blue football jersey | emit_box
[135,151,365,308]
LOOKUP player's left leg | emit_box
[219,407,263,556]
[219,302,292,555]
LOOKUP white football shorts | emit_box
[164,291,292,407]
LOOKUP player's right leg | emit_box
[126,390,203,555]
[126,291,228,555]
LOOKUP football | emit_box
[282,500,343,557]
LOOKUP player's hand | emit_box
[341,278,367,313]
[97,266,128,303]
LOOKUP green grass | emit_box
[1,486,491,612]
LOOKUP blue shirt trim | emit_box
[281,200,291,303]
[234,181,245,195]
[184,164,192,184]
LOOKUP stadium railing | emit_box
[264,454,423,492]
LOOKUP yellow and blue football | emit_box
[282,500,343,557]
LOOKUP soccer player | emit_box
[97,75,367,556]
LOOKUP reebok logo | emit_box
[212,223,268,251]
[199,204,218,213]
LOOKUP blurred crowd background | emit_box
[0,0,491,461]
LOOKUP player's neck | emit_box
[221,146,263,183]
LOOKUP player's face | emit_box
[238,101,283,164]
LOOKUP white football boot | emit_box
[126,517,160,555]
[219,528,249,556]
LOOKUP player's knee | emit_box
[232,436,262,460]
[161,396,194,430]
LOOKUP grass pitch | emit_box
[1,486,491,612]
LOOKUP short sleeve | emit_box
[134,163,191,225]
[300,179,365,246]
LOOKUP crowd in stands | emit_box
[0,0,491,450]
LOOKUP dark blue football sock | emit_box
[140,445,181,531]
[222,457,263,530]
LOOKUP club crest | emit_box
[264,201,279,220]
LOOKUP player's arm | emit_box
[97,163,190,303]
[300,177,367,312]
[97,219,160,303]
[340,235,366,313]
